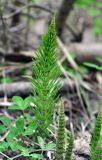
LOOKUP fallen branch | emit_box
[0,82,31,98]
[0,43,102,64]
[69,43,102,64]
[0,79,94,98]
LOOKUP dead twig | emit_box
[57,37,79,71]
[2,3,53,20]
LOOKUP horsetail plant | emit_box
[55,90,102,160]
[90,96,102,160]
[55,100,65,160]
[32,17,60,134]
[65,129,74,160]
[84,60,102,160]
[55,100,74,160]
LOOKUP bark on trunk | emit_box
[56,0,75,38]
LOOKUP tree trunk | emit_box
[56,0,75,38]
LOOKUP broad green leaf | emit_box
[0,142,9,152]
[24,113,32,122]
[18,145,30,156]
[12,96,23,107]
[10,96,32,110]
[8,105,20,110]
[16,117,24,134]
[37,136,45,149]
[44,143,56,151]
[8,141,19,151]
[31,153,43,159]
[0,125,6,134]
[21,150,30,157]
[23,96,32,109]
[24,121,37,136]
[7,127,18,141]
[0,116,11,126]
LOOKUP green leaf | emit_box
[44,143,56,151]
[79,65,89,73]
[24,121,37,136]
[94,19,102,35]
[0,142,9,152]
[8,105,20,110]
[0,116,11,126]
[12,96,24,106]
[7,127,18,141]
[8,141,19,151]
[88,8,100,17]
[31,153,43,159]
[0,125,6,134]
[37,136,45,149]
[23,96,32,109]
[16,117,24,134]
[66,69,75,78]
[83,62,102,70]
[24,113,32,122]
[18,145,30,157]
[9,96,31,110]
[75,0,94,8]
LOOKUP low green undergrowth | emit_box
[0,17,102,160]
